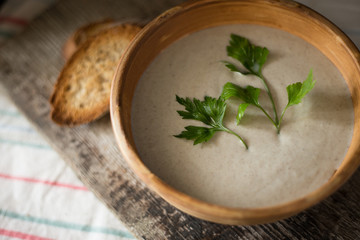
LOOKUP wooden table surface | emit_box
[1,0,360,239]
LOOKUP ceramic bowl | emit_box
[110,0,360,225]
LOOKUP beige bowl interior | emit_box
[111,0,360,225]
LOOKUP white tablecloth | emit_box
[0,0,359,239]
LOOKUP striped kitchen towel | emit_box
[0,0,56,45]
[0,84,135,239]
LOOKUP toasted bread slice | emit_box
[50,24,141,126]
[63,19,115,60]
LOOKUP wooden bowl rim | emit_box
[110,0,360,225]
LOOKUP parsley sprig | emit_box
[223,34,315,133]
[175,95,248,149]
[175,34,315,148]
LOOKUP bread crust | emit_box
[62,19,115,60]
[50,23,141,126]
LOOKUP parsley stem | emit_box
[256,72,280,133]
[256,105,279,131]
[279,105,289,128]
[221,126,248,149]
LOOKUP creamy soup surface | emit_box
[131,24,354,208]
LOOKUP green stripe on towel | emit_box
[0,209,134,238]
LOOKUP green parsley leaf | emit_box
[175,126,216,145]
[236,103,250,125]
[221,82,260,106]
[222,61,249,75]
[221,82,278,127]
[175,95,248,148]
[280,69,316,125]
[226,34,269,75]
[176,95,226,127]
[286,69,316,107]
